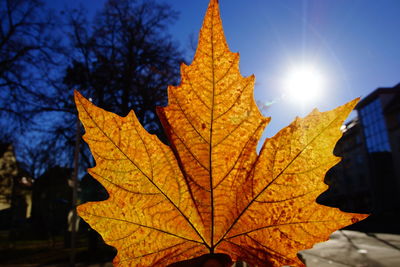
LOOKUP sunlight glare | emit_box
[283,64,325,104]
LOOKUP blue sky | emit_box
[47,0,400,138]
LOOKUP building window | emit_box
[359,99,391,152]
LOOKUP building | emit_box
[0,143,33,229]
[0,143,18,212]
[356,84,400,212]
[321,84,400,214]
[320,118,372,212]
[383,90,400,187]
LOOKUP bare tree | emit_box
[0,0,63,134]
[62,0,183,140]
[1,0,183,179]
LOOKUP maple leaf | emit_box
[75,0,368,266]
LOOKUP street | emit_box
[300,230,400,267]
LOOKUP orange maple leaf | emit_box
[75,0,368,266]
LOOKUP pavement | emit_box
[1,230,399,267]
[300,230,400,267]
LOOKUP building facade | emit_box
[321,84,400,213]
[357,84,400,212]
[0,143,18,212]
[0,143,33,229]
[320,118,372,212]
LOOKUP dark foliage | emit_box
[62,0,183,141]
[0,0,183,177]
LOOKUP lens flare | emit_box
[283,64,325,104]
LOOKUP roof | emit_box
[383,93,400,114]
[355,83,400,110]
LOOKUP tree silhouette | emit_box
[62,0,183,141]
[0,0,62,133]
[8,0,183,176]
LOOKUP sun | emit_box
[283,64,325,104]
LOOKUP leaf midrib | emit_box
[215,110,344,246]
[77,95,209,248]
[209,0,216,252]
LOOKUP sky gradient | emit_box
[47,0,400,137]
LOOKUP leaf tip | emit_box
[74,89,81,102]
[210,0,219,5]
[76,202,87,216]
[74,90,89,107]
[348,97,360,108]
[335,98,359,116]
[351,213,369,223]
